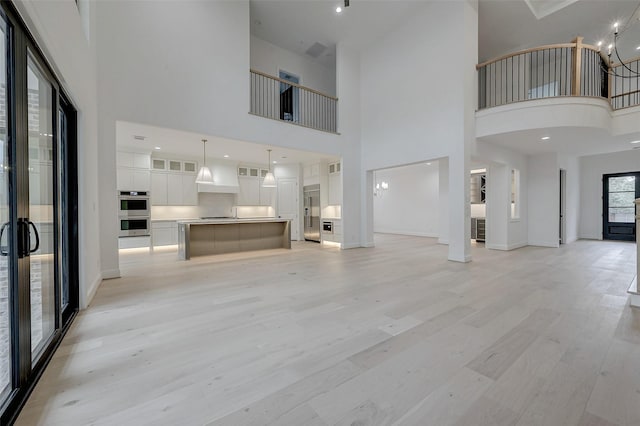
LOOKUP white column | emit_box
[448,152,471,262]
[438,158,449,245]
[630,198,640,307]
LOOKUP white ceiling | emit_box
[479,0,640,62]
[249,0,428,67]
[116,121,339,165]
[478,126,640,156]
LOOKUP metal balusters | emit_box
[249,70,338,132]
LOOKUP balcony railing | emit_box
[249,69,338,133]
[477,37,639,111]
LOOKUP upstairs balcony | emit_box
[477,37,639,111]
[249,69,338,134]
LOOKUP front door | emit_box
[603,172,640,241]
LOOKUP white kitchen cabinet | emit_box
[117,168,151,191]
[152,221,178,246]
[183,161,197,173]
[167,174,182,205]
[150,172,168,205]
[117,151,151,191]
[133,153,151,169]
[181,174,198,205]
[118,151,150,170]
[152,158,167,171]
[328,173,342,206]
[168,160,182,172]
[259,185,274,206]
[237,176,260,205]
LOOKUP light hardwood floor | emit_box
[15,235,640,425]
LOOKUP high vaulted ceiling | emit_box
[479,0,640,62]
[250,0,429,67]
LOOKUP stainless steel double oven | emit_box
[118,191,151,237]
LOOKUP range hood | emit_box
[197,160,239,193]
[197,183,238,194]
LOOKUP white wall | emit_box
[373,162,439,237]
[95,1,363,274]
[579,149,640,239]
[14,1,101,308]
[359,0,477,261]
[475,140,528,250]
[528,153,559,247]
[250,35,335,96]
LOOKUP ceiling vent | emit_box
[306,42,327,58]
[133,135,146,141]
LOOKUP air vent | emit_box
[133,135,146,141]
[306,42,327,58]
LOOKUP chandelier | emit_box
[602,3,640,78]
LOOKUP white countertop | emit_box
[177,218,290,225]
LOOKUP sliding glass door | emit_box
[0,14,10,404]
[0,2,78,423]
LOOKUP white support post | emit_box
[629,199,640,307]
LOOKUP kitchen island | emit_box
[177,218,291,260]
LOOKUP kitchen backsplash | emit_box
[151,193,236,220]
[236,206,275,218]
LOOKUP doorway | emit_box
[276,177,300,240]
[602,172,640,241]
[279,70,300,123]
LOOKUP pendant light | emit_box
[262,149,277,188]
[195,139,214,184]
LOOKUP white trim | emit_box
[82,273,102,309]
[374,229,438,238]
[101,269,121,280]
[342,242,364,249]
[528,240,559,248]
[486,241,528,251]
[437,238,449,245]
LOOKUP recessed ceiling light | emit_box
[597,41,603,47]
[426,162,432,166]
[541,136,550,140]
[281,156,287,159]
[273,160,277,164]
[154,146,161,150]
[133,135,146,141]
[336,6,342,13]
[636,46,640,50]
[223,154,229,158]
[630,140,640,144]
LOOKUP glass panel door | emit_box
[603,172,640,241]
[27,54,56,361]
[0,16,10,403]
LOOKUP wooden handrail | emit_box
[611,53,640,68]
[611,88,640,99]
[250,69,338,101]
[476,43,575,69]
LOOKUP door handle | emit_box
[28,220,40,253]
[0,222,9,256]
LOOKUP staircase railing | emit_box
[476,37,632,110]
[249,69,338,133]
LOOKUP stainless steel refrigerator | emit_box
[303,184,320,242]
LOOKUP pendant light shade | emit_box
[262,149,277,188]
[195,139,214,185]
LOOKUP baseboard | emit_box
[83,273,102,309]
[564,236,578,244]
[374,229,438,238]
[437,238,449,245]
[578,235,602,241]
[528,240,559,248]
[486,241,528,251]
[342,242,363,250]
[101,269,121,280]
[449,254,472,263]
